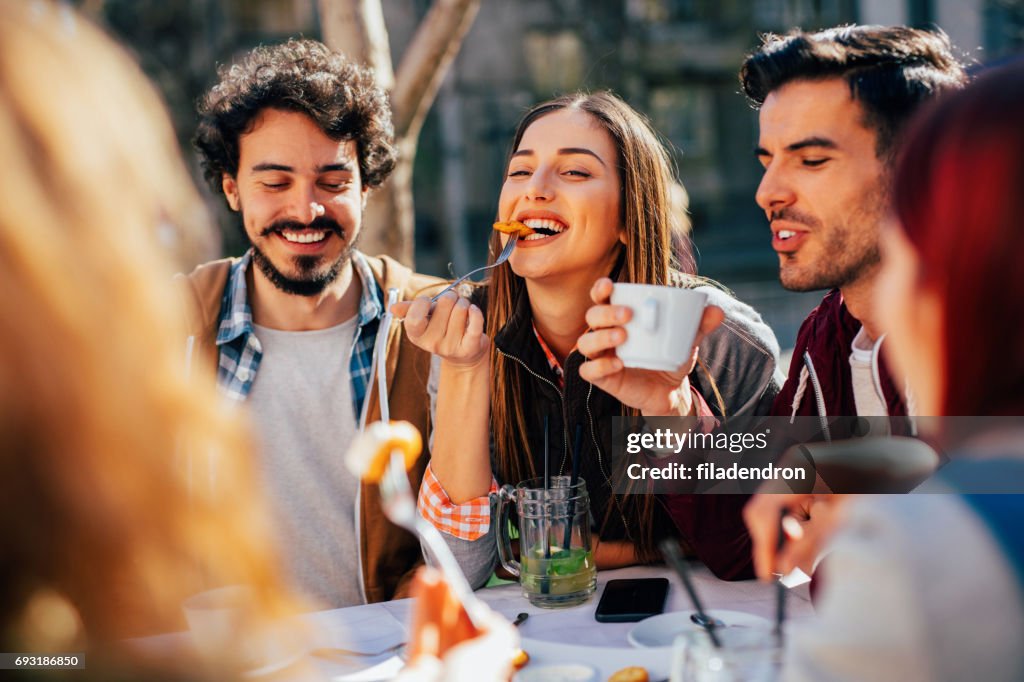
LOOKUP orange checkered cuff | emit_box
[417,462,499,541]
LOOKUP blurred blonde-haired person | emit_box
[0,2,299,677]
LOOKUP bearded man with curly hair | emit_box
[181,39,444,607]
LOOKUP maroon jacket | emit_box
[772,289,907,425]
[663,494,755,580]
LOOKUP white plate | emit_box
[627,610,771,648]
[514,663,598,682]
[242,644,307,678]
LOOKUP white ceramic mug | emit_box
[182,585,255,665]
[610,284,708,371]
[182,585,306,674]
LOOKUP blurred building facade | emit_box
[89,0,1023,348]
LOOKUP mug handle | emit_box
[490,485,520,578]
[640,297,660,333]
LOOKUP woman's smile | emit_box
[499,108,623,282]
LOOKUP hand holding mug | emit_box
[577,278,724,416]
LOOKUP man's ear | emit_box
[361,186,370,211]
[222,174,240,212]
[618,226,628,245]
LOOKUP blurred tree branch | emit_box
[319,0,480,265]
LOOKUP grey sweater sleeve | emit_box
[422,355,498,589]
[691,285,784,418]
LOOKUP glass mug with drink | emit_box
[491,476,596,608]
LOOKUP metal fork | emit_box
[430,233,518,302]
[309,641,405,660]
[370,293,491,629]
[380,450,491,629]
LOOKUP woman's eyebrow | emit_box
[558,147,606,166]
[510,147,606,167]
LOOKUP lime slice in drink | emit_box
[548,548,587,576]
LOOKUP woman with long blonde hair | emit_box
[396,92,782,582]
[0,2,295,674]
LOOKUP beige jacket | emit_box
[176,253,442,602]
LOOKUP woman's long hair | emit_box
[893,61,1024,419]
[0,1,292,655]
[485,92,701,561]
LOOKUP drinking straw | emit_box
[543,414,550,497]
[562,424,584,550]
[659,538,722,648]
[775,510,788,644]
[541,415,551,594]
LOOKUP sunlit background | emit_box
[73,0,1024,351]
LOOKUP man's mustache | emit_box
[769,208,819,228]
[260,217,344,238]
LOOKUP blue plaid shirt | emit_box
[214,250,382,420]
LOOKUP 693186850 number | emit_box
[3,653,84,670]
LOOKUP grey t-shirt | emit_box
[248,317,362,608]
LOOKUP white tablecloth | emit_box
[134,563,812,681]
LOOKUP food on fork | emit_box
[345,420,422,483]
[492,220,535,237]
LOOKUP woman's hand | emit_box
[576,278,724,416]
[394,293,493,504]
[400,568,519,682]
[391,292,488,370]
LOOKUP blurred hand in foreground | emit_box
[743,493,853,581]
[398,568,518,682]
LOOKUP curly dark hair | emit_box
[193,39,397,195]
[740,25,967,163]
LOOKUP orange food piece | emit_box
[348,420,423,483]
[511,648,530,670]
[493,220,535,237]
[608,666,649,682]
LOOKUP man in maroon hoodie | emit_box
[739,26,968,581]
[741,26,967,432]
[667,29,968,580]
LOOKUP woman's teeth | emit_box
[282,231,327,244]
[522,219,566,240]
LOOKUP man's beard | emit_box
[774,186,885,293]
[249,216,358,297]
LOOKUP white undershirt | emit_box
[247,316,362,608]
[848,328,890,426]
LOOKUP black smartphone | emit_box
[594,578,669,623]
